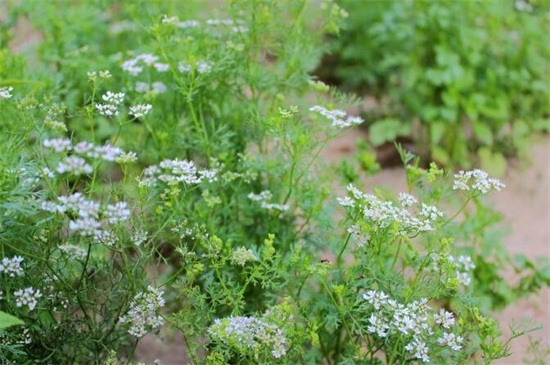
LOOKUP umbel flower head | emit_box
[119,286,165,337]
[208,314,288,359]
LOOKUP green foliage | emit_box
[0,0,547,364]
[0,311,23,329]
[323,0,550,169]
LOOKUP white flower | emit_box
[59,245,87,260]
[56,156,93,175]
[104,201,131,224]
[398,192,417,207]
[347,224,370,247]
[177,20,200,28]
[43,138,72,153]
[405,337,430,363]
[129,104,152,118]
[97,70,111,79]
[310,105,364,128]
[366,313,390,338]
[437,332,463,351]
[96,103,119,116]
[197,61,212,74]
[208,314,288,359]
[457,255,475,271]
[178,61,212,74]
[162,15,179,24]
[132,230,148,247]
[248,191,273,202]
[14,287,42,311]
[119,286,165,337]
[70,142,92,156]
[178,62,192,73]
[434,309,456,329]
[152,81,167,93]
[453,169,505,194]
[0,86,13,99]
[102,91,125,105]
[153,62,169,72]
[93,144,123,161]
[96,91,124,117]
[420,203,443,221]
[363,290,389,310]
[135,82,150,93]
[337,196,354,207]
[0,256,24,277]
[136,53,159,66]
[122,59,143,76]
[116,151,138,164]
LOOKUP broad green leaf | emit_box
[478,147,506,177]
[430,121,446,145]
[0,311,24,329]
[473,121,493,145]
[368,118,411,147]
[432,146,450,165]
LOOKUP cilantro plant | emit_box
[0,0,548,364]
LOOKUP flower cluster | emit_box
[135,81,167,94]
[141,159,218,186]
[309,105,364,128]
[42,138,135,175]
[58,244,87,260]
[248,190,290,212]
[432,253,476,287]
[231,247,258,266]
[129,103,152,118]
[14,287,42,311]
[87,70,112,81]
[340,184,443,237]
[121,53,169,76]
[162,15,247,32]
[119,286,165,337]
[41,193,131,245]
[208,314,287,359]
[0,86,14,99]
[363,290,463,363]
[96,91,125,117]
[178,60,212,74]
[453,169,505,194]
[0,256,24,277]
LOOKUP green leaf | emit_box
[473,121,493,145]
[368,118,411,147]
[0,311,24,329]
[432,146,450,165]
[478,147,506,177]
[430,121,446,145]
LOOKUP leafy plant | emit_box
[321,0,550,170]
[0,0,547,364]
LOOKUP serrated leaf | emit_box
[0,311,24,329]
